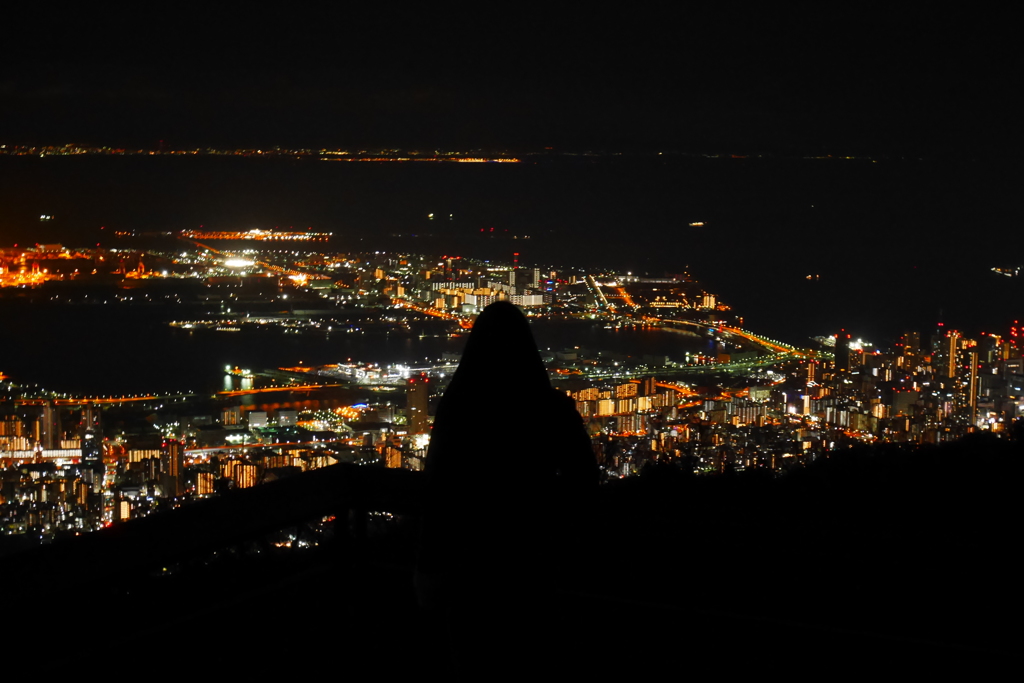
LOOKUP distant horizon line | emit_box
[0,143,942,162]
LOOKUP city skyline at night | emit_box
[1,8,1019,673]
[2,238,1020,527]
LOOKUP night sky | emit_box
[1,8,1017,156]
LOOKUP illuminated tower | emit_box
[947,330,961,379]
[967,350,979,427]
[407,373,430,434]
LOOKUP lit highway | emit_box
[16,394,196,406]
[185,439,344,457]
[391,298,475,328]
[217,383,343,397]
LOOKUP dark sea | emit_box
[1,155,1020,393]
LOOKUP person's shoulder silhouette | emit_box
[416,301,597,612]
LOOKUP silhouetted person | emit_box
[416,301,597,669]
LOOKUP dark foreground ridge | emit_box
[4,433,1019,675]
[4,306,1019,675]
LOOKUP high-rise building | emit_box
[407,374,430,434]
[947,330,961,378]
[902,331,920,357]
[81,430,102,470]
[40,401,59,450]
[82,402,100,434]
[161,439,184,498]
[967,350,979,426]
[835,330,852,372]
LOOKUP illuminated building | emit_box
[902,331,920,357]
[196,472,215,496]
[221,459,241,480]
[266,453,294,469]
[141,457,159,482]
[407,374,430,434]
[222,404,242,426]
[81,431,102,470]
[385,445,402,469]
[76,480,92,510]
[161,440,184,497]
[128,449,160,463]
[82,403,99,433]
[303,453,333,470]
[509,294,546,307]
[41,401,59,450]
[0,416,30,456]
[968,350,979,426]
[947,330,961,379]
[615,383,638,398]
[234,463,258,488]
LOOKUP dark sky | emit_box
[1,8,1017,155]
